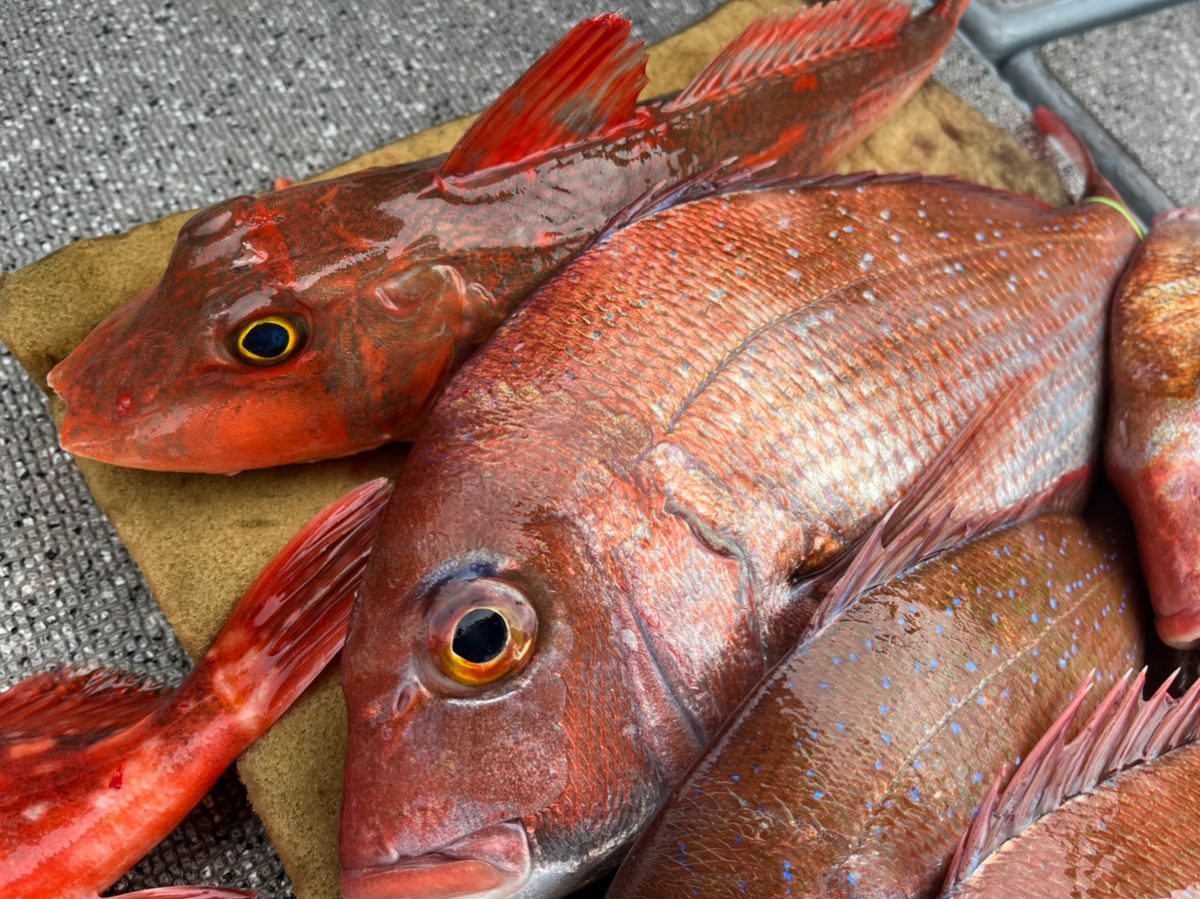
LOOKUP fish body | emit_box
[338,166,1138,899]
[1106,208,1200,648]
[0,480,391,899]
[48,0,968,474]
[943,666,1200,898]
[607,511,1147,898]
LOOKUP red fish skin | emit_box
[947,723,1200,896]
[0,479,390,899]
[1105,208,1200,648]
[338,177,1138,899]
[607,511,1147,899]
[47,0,968,474]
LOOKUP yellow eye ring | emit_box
[233,315,306,365]
[426,579,537,689]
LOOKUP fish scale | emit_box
[448,179,1132,665]
[341,169,1138,897]
[608,512,1148,898]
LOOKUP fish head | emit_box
[47,169,486,473]
[48,194,356,472]
[340,449,664,899]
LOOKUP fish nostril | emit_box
[393,682,418,718]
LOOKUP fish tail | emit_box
[197,478,392,731]
[1032,107,1119,203]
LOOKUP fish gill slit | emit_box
[662,231,1087,436]
[624,591,712,755]
[660,492,771,673]
[843,567,1117,860]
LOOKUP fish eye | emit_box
[427,578,537,688]
[233,314,306,365]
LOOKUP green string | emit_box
[1084,196,1146,239]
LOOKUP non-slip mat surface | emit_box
[1,1,1068,896]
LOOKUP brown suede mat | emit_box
[0,2,1065,896]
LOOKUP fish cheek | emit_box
[379,656,571,859]
[515,520,670,874]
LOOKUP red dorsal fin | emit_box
[665,0,912,113]
[804,375,1087,637]
[440,15,647,178]
[942,669,1200,894]
[0,668,167,745]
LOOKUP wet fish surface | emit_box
[48,0,967,474]
[1106,207,1200,648]
[608,510,1147,898]
[337,158,1139,899]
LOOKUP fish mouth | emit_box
[341,821,532,899]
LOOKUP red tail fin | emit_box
[0,669,167,745]
[200,478,392,728]
[1033,106,1120,203]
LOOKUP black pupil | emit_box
[243,321,290,358]
[452,608,508,664]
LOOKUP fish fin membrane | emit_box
[942,668,1200,895]
[665,0,911,113]
[198,478,392,726]
[1032,106,1126,207]
[0,667,167,745]
[112,888,256,898]
[805,376,1090,637]
[439,15,647,177]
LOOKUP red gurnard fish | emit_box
[0,479,391,899]
[47,0,968,474]
[1106,207,1200,648]
[608,503,1147,899]
[337,133,1139,897]
[943,667,1200,897]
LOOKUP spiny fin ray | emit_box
[803,376,1085,637]
[665,0,911,113]
[942,668,1200,893]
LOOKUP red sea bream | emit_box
[337,151,1139,898]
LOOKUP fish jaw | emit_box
[340,821,532,899]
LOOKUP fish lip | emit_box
[341,820,532,899]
